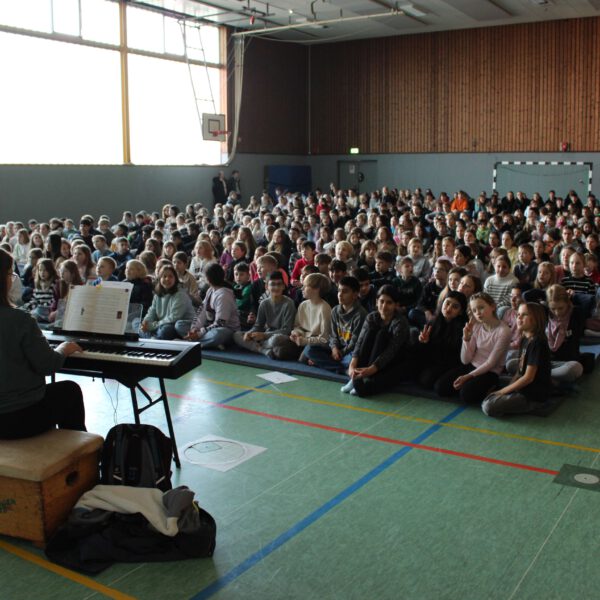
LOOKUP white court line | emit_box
[506,453,600,600]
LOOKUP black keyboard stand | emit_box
[128,377,181,468]
[51,370,181,469]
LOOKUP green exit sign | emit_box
[349,147,359,154]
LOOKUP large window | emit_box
[129,55,222,165]
[0,1,225,165]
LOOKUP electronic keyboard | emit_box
[43,331,202,382]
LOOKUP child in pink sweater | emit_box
[435,292,511,404]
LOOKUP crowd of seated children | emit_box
[4,182,600,417]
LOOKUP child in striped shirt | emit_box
[483,255,518,312]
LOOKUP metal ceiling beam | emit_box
[368,0,397,9]
[231,9,403,37]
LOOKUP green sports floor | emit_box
[2,357,600,600]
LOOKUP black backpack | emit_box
[100,424,173,492]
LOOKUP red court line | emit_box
[165,390,559,477]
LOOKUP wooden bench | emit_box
[0,429,103,545]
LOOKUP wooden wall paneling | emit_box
[572,19,580,150]
[237,16,600,155]
[236,38,308,154]
[389,36,398,153]
[577,18,585,150]
[538,22,545,150]
[564,20,574,152]
[593,20,600,150]
[533,22,542,151]
[579,18,592,150]
[561,21,571,153]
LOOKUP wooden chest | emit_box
[0,430,104,545]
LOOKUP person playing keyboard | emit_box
[0,248,86,439]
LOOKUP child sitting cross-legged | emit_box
[141,264,194,340]
[415,291,468,391]
[435,292,512,405]
[303,275,367,373]
[269,273,332,361]
[175,263,240,348]
[23,258,58,322]
[233,271,296,357]
[481,302,552,417]
[341,284,412,398]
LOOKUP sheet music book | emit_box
[62,282,133,336]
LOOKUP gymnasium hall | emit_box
[2,1,600,599]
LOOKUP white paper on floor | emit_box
[257,371,298,384]
[180,435,267,472]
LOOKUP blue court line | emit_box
[190,404,467,600]
[217,381,271,404]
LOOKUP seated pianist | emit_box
[0,248,86,440]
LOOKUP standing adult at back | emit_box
[227,170,242,202]
[212,170,228,206]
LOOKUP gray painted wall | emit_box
[0,154,306,223]
[2,151,599,224]
[308,152,600,199]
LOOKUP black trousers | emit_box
[352,328,414,398]
[418,363,458,390]
[434,364,499,405]
[0,381,86,440]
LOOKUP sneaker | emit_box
[340,380,354,393]
[349,389,358,396]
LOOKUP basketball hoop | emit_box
[211,130,230,138]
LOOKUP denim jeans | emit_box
[302,345,352,373]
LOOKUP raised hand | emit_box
[463,317,476,342]
[418,324,432,344]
